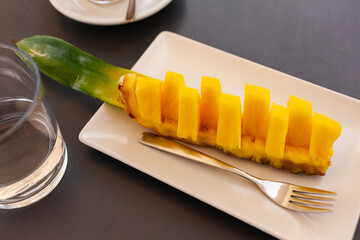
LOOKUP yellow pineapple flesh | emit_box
[265,104,289,160]
[118,72,342,176]
[231,137,266,164]
[161,71,185,123]
[177,87,200,142]
[199,76,221,146]
[135,77,162,128]
[309,113,342,174]
[216,93,241,150]
[309,113,342,159]
[286,96,312,148]
[242,84,270,139]
[283,147,313,174]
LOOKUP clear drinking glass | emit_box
[0,44,68,209]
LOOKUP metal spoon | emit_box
[88,0,136,21]
[125,0,136,21]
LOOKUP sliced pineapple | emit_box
[216,93,242,150]
[309,113,342,160]
[199,76,221,145]
[135,77,162,128]
[286,96,312,148]
[265,104,289,159]
[14,36,343,176]
[242,84,270,139]
[119,72,342,176]
[200,76,221,131]
[177,87,200,141]
[161,71,185,123]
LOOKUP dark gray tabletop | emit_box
[1,1,359,239]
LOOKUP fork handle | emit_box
[139,132,262,184]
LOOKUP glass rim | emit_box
[0,43,41,142]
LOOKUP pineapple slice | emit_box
[119,74,140,120]
[242,84,270,139]
[199,76,221,145]
[216,93,242,150]
[161,71,185,123]
[200,76,221,131]
[265,104,289,159]
[135,77,162,128]
[177,87,200,141]
[286,96,312,148]
[309,113,342,160]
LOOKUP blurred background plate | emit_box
[49,0,173,25]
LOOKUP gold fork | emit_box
[139,132,336,213]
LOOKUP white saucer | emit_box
[49,0,173,25]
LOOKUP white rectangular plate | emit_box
[79,31,360,240]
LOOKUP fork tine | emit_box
[291,192,335,201]
[290,198,334,207]
[287,202,332,213]
[291,185,336,195]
